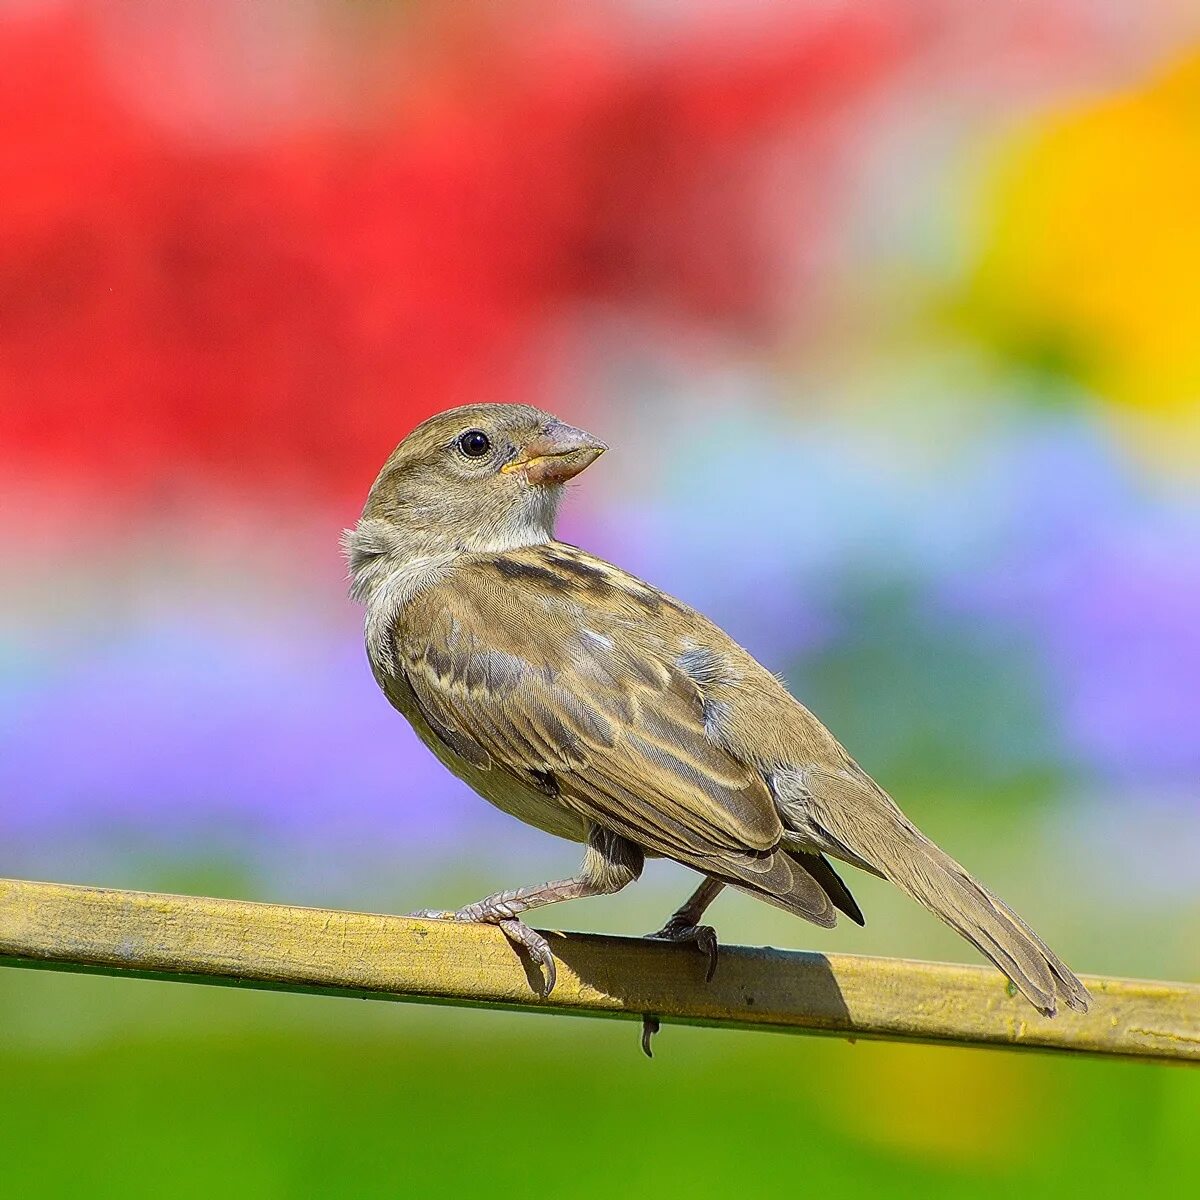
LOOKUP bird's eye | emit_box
[457,430,491,458]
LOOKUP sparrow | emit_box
[345,403,1090,1020]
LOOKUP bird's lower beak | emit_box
[501,421,607,485]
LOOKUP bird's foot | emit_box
[494,917,556,997]
[646,920,719,983]
[409,904,557,998]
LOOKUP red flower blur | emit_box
[0,3,912,513]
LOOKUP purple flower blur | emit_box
[935,414,1200,788]
[2,408,1196,892]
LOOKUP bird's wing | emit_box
[394,545,837,924]
[687,607,1092,1014]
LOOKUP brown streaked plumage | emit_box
[346,403,1090,1020]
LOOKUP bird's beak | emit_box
[501,421,607,485]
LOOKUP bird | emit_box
[345,402,1090,1020]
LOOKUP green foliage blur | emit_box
[0,966,1195,1199]
[2,812,1196,1200]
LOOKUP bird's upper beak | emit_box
[501,421,607,485]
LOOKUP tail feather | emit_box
[789,849,865,926]
[717,848,865,929]
[897,838,1089,1014]
[790,767,1090,1016]
[714,848,839,930]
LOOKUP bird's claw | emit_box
[638,919,718,1057]
[641,1015,661,1058]
[498,918,557,998]
[647,922,719,983]
[408,907,556,997]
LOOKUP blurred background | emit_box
[2,1,1198,1195]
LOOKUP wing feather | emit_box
[395,547,836,925]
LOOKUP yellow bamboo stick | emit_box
[0,876,1194,1062]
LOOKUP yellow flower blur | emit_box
[969,51,1200,469]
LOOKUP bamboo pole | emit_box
[0,877,1194,1062]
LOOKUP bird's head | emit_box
[345,403,607,591]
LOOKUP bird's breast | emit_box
[377,666,591,846]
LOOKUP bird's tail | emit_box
[794,769,1091,1016]
[883,833,1089,1015]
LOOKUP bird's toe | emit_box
[498,917,557,997]
[646,922,720,982]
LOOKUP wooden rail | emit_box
[0,877,1195,1062]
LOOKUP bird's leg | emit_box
[646,877,725,982]
[410,827,643,998]
[641,877,726,1057]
